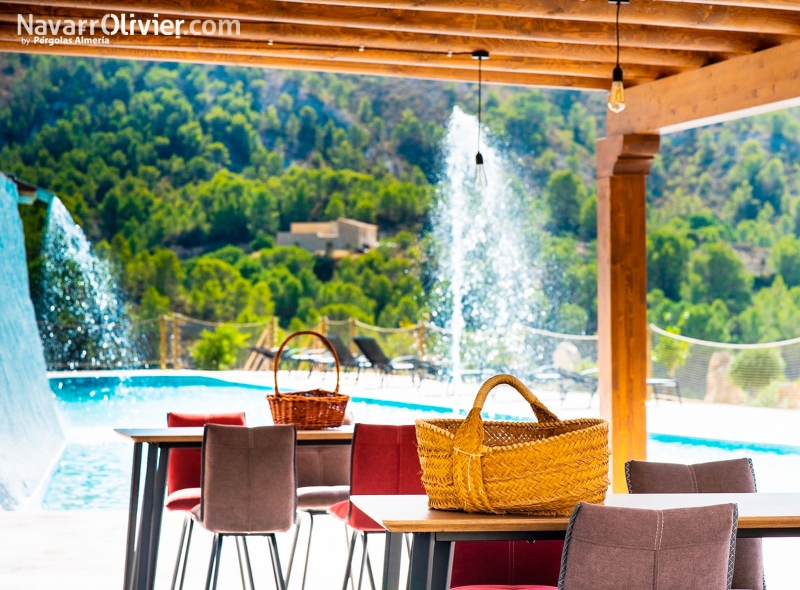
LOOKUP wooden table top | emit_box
[115,425,354,443]
[351,493,800,533]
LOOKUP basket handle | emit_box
[472,374,559,423]
[273,331,340,396]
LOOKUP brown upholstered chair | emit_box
[558,502,738,590]
[626,458,764,590]
[192,424,297,590]
[286,443,351,590]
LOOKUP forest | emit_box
[2,53,800,348]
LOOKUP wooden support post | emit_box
[596,133,660,493]
[349,317,358,354]
[416,322,426,358]
[172,315,181,370]
[159,315,167,370]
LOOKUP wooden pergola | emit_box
[2,0,800,490]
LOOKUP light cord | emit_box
[616,0,621,67]
[478,57,482,153]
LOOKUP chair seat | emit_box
[165,487,201,512]
[298,485,350,511]
[329,499,384,532]
[451,586,557,589]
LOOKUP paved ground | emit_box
[4,369,800,589]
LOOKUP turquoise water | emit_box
[44,375,800,510]
[45,375,462,509]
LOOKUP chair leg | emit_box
[363,537,376,590]
[242,537,256,590]
[178,519,195,590]
[341,530,358,590]
[211,536,223,590]
[268,533,287,590]
[286,512,304,586]
[170,515,189,590]
[205,534,220,590]
[356,533,370,590]
[236,537,248,590]
[301,513,315,590]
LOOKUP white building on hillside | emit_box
[276,218,378,254]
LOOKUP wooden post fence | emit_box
[159,314,167,370]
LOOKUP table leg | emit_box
[124,443,143,590]
[381,532,404,590]
[146,445,170,589]
[428,539,453,590]
[134,444,158,590]
[406,533,432,590]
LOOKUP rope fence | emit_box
[38,313,800,409]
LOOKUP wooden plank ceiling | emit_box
[0,0,798,91]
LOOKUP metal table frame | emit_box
[370,499,800,590]
[118,428,352,590]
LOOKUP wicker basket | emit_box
[268,331,350,429]
[416,374,609,516]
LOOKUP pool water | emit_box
[43,375,800,510]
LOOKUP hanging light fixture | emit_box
[607,0,629,113]
[472,49,489,188]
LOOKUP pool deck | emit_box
[4,368,799,589]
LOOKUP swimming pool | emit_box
[43,374,800,510]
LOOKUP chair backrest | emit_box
[450,540,563,588]
[349,424,424,495]
[199,424,297,534]
[626,459,763,590]
[352,337,391,368]
[297,444,351,488]
[558,502,738,590]
[167,412,246,495]
[325,333,358,368]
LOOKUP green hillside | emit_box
[2,53,800,345]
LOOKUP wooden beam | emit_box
[608,40,800,135]
[662,0,800,10]
[596,133,660,494]
[0,6,721,68]
[0,25,672,81]
[1,0,794,53]
[10,0,800,33]
[0,41,611,90]
[273,0,800,35]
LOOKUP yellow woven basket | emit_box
[416,374,609,516]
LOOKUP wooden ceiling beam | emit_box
[0,25,674,81]
[607,40,800,135]
[0,40,612,90]
[1,0,794,53]
[660,0,800,11]
[0,6,722,68]
[272,0,800,35]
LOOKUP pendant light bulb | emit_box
[607,65,626,113]
[475,152,487,188]
[607,0,628,114]
[472,50,489,189]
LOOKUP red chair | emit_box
[449,540,562,590]
[166,412,246,590]
[329,424,424,590]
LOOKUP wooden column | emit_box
[596,133,660,492]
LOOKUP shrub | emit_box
[191,325,250,370]
[729,348,785,397]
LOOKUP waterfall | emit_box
[429,107,541,383]
[0,174,64,509]
[37,197,140,370]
